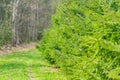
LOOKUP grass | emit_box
[0,49,67,80]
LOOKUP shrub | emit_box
[38,0,120,79]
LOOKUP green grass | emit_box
[0,49,67,80]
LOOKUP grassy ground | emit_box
[0,49,67,80]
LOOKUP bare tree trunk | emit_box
[12,0,20,46]
[36,0,39,40]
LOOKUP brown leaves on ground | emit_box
[0,42,36,56]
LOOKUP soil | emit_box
[0,42,37,56]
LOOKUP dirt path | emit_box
[0,42,36,56]
[28,67,38,80]
[28,61,38,80]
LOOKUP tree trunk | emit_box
[12,0,20,46]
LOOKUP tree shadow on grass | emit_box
[0,61,47,70]
[0,61,27,70]
[5,52,41,61]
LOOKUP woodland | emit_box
[0,0,120,80]
[0,0,55,46]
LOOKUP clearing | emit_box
[0,48,67,80]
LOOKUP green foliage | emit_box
[110,0,119,11]
[38,0,120,80]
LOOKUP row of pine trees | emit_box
[38,0,120,79]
